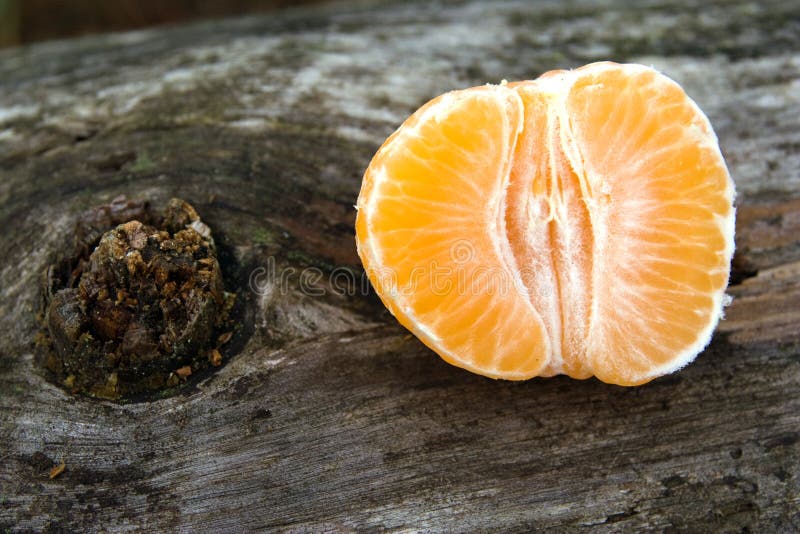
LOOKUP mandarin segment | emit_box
[356,62,735,386]
[357,86,551,379]
[563,63,734,384]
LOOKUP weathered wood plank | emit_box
[1,0,799,531]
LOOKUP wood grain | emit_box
[1,0,798,531]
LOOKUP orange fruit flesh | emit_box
[356,62,735,386]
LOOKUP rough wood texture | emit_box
[1,0,799,531]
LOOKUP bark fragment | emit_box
[43,197,234,400]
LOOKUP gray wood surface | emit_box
[1,0,799,531]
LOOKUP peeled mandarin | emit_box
[355,62,735,386]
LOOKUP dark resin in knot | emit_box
[43,197,234,400]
